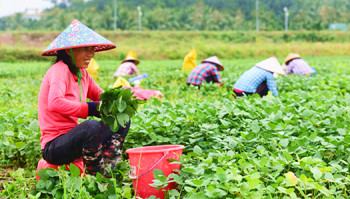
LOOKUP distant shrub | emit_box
[294,32,334,42]
[1,31,350,62]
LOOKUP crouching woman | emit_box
[37,19,130,177]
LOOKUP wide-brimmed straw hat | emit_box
[201,56,224,71]
[122,51,140,65]
[122,56,139,65]
[284,53,301,64]
[256,57,285,75]
[41,19,116,56]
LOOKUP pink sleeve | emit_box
[286,63,293,75]
[132,64,140,75]
[47,69,88,119]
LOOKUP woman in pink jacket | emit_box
[38,19,130,176]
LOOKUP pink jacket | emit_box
[38,61,104,150]
[113,62,140,78]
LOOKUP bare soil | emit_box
[0,33,15,46]
[0,33,58,48]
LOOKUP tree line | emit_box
[1,0,349,31]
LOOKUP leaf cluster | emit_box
[30,162,133,199]
[98,86,143,132]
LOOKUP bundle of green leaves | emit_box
[98,86,142,131]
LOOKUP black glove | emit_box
[87,101,101,118]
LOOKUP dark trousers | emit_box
[187,75,216,89]
[256,80,268,97]
[204,75,215,83]
[234,81,268,98]
[43,120,130,165]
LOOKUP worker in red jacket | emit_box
[38,19,130,177]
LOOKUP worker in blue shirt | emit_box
[233,57,285,97]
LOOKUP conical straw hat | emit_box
[122,55,140,65]
[201,56,224,71]
[284,53,301,64]
[256,57,285,75]
[41,19,116,56]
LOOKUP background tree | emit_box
[1,0,349,31]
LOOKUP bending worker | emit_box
[284,53,316,76]
[233,57,285,97]
[113,52,140,78]
[187,56,224,88]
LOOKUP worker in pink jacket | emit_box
[38,19,130,177]
[283,53,316,76]
[113,53,140,78]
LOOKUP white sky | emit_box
[0,0,54,17]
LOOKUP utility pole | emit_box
[256,0,259,31]
[114,0,117,31]
[283,7,289,31]
[137,6,142,32]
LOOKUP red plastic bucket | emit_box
[126,145,185,199]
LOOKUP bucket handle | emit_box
[129,151,169,180]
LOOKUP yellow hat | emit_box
[86,58,99,80]
[181,49,197,71]
[122,56,139,65]
[122,51,139,65]
[284,53,301,64]
[113,76,131,88]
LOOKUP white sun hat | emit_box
[201,56,224,71]
[256,57,285,75]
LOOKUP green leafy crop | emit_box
[98,86,142,132]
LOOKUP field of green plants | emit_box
[1,56,350,198]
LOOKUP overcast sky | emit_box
[0,0,54,17]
